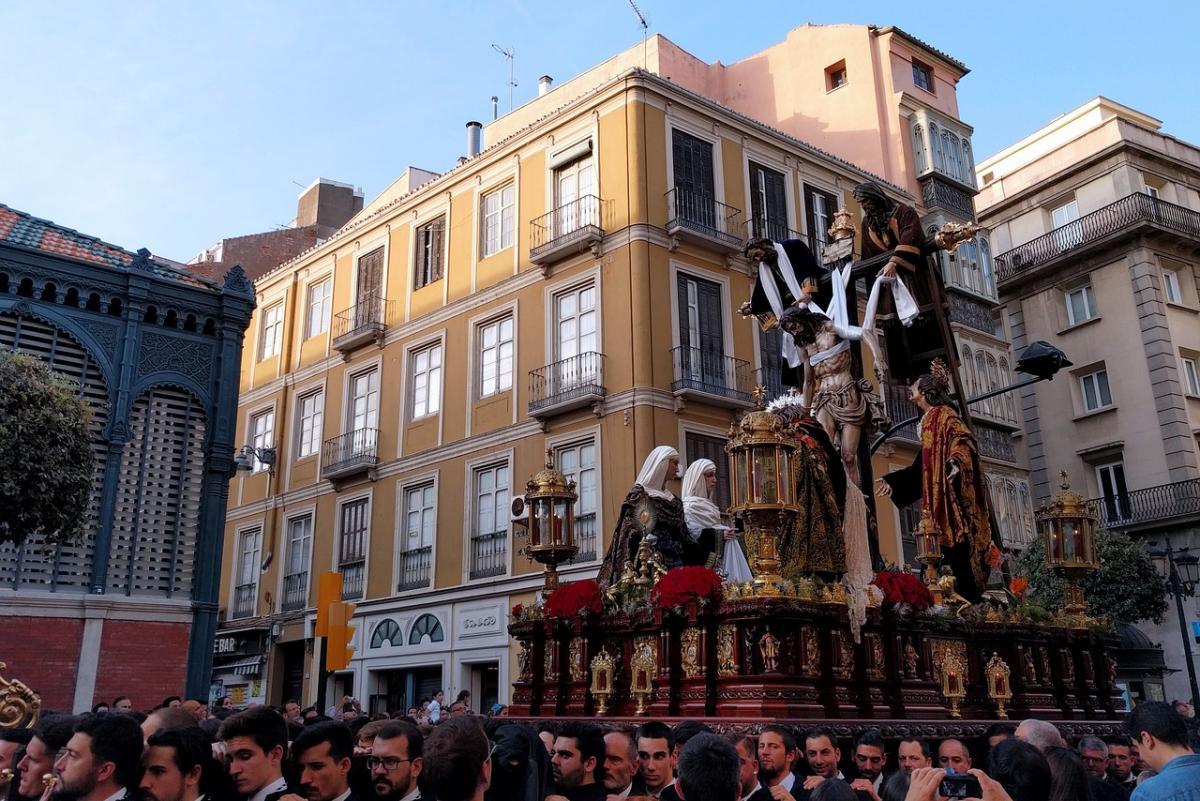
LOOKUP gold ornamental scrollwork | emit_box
[681,628,703,679]
[717,624,738,677]
[568,637,586,683]
[0,662,41,729]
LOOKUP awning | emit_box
[214,656,264,676]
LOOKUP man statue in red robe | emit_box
[874,361,994,601]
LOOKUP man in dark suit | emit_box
[369,722,422,801]
[547,723,606,801]
[15,714,75,801]
[602,729,645,800]
[677,734,740,801]
[728,735,771,801]
[220,707,296,801]
[289,722,359,801]
[142,726,226,801]
[54,714,144,801]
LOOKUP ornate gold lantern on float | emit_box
[518,450,578,593]
[726,387,797,593]
[915,510,945,604]
[938,650,967,719]
[986,652,1013,719]
[1038,471,1099,622]
[589,647,615,716]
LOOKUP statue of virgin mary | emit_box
[597,446,688,587]
[681,459,750,582]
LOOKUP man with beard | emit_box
[369,723,422,801]
[800,727,847,796]
[141,727,217,801]
[548,723,605,801]
[757,726,798,801]
[850,730,887,801]
[219,708,294,801]
[602,729,642,800]
[728,735,770,801]
[16,715,76,801]
[54,714,144,801]
[289,723,357,801]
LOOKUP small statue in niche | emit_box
[760,632,781,673]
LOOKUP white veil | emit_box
[681,459,724,535]
[635,446,680,500]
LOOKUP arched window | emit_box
[371,618,402,648]
[975,352,988,413]
[929,123,945,171]
[978,236,994,298]
[986,354,1001,418]
[955,242,972,291]
[962,345,976,397]
[409,613,445,645]
[961,141,974,187]
[1017,483,1034,545]
[1000,358,1016,422]
[947,135,962,182]
[1005,481,1021,545]
[913,124,927,173]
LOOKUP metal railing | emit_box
[232,582,256,619]
[567,513,598,563]
[530,195,604,257]
[341,561,365,600]
[670,346,754,403]
[745,217,802,244]
[666,187,743,248]
[883,382,919,442]
[321,428,379,477]
[996,193,1200,283]
[921,175,976,218]
[1088,478,1200,531]
[528,352,605,413]
[398,545,432,591]
[332,293,388,343]
[281,572,308,611]
[469,530,507,579]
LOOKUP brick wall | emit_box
[4,617,83,712]
[92,620,191,710]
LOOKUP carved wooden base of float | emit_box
[508,598,1124,723]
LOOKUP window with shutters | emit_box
[398,481,435,591]
[684,432,732,509]
[748,161,789,241]
[296,391,323,459]
[481,184,515,257]
[258,303,283,360]
[676,273,726,391]
[1095,461,1130,522]
[250,409,274,472]
[355,247,384,303]
[305,277,332,338]
[410,343,443,419]
[0,313,108,594]
[232,527,261,619]
[759,328,783,401]
[804,184,838,251]
[478,317,514,398]
[339,498,369,599]
[671,129,717,229]
[281,515,312,611]
[556,439,598,563]
[470,462,510,579]
[415,217,445,289]
[912,59,934,93]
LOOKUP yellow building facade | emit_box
[214,31,1018,713]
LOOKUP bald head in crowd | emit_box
[1015,719,1065,752]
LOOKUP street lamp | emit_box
[1146,541,1200,708]
[234,445,277,474]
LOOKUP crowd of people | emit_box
[2,698,1198,801]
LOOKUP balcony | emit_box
[341,560,364,600]
[281,572,308,612]
[920,174,976,219]
[882,382,919,444]
[332,294,389,355]
[528,352,606,417]
[670,346,754,408]
[666,187,743,252]
[1088,478,1200,534]
[232,582,256,619]
[321,428,379,483]
[469,530,507,580]
[567,513,598,564]
[530,195,605,266]
[974,424,1017,463]
[996,193,1200,285]
[398,546,432,591]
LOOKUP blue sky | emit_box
[2,1,1197,261]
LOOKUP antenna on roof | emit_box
[491,44,517,112]
[628,0,649,69]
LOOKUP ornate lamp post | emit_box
[521,450,578,593]
[1038,471,1099,621]
[1147,542,1200,708]
[726,387,797,593]
[915,510,945,604]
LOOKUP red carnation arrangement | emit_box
[651,566,724,612]
[543,579,603,618]
[870,569,934,611]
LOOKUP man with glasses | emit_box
[369,722,423,801]
[1078,737,1126,801]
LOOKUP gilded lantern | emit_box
[1038,471,1099,620]
[524,450,578,592]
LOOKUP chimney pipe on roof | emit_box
[466,121,482,158]
[491,95,499,120]
[538,75,553,96]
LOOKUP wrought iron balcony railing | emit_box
[528,352,606,416]
[341,560,365,600]
[332,293,389,352]
[883,382,920,443]
[470,530,507,579]
[321,428,379,482]
[530,195,605,264]
[670,346,754,406]
[232,582,256,619]
[567,513,598,564]
[281,572,308,612]
[398,545,432,591]
[1088,478,1200,532]
[666,187,744,251]
[996,193,1200,284]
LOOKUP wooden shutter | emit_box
[804,184,837,249]
[750,162,788,240]
[672,130,715,197]
[759,328,783,400]
[0,313,108,592]
[356,247,384,302]
[684,432,731,509]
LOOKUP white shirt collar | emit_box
[873,775,883,792]
[250,776,288,801]
[780,774,796,792]
[399,786,421,801]
[97,789,127,801]
[616,783,634,799]
[742,783,763,801]
[331,790,352,801]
